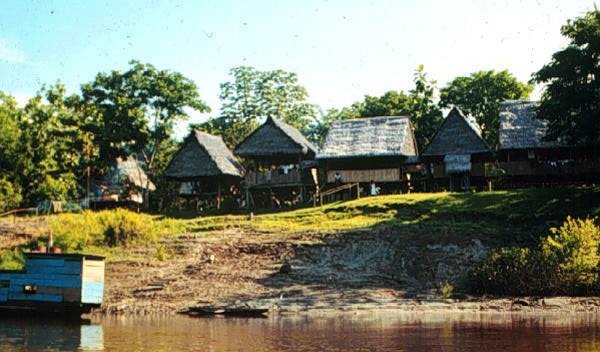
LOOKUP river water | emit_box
[1,312,600,351]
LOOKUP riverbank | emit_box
[2,188,599,316]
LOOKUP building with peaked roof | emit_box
[93,156,155,209]
[165,131,245,208]
[316,116,418,196]
[234,117,318,208]
[497,100,598,184]
[421,107,491,191]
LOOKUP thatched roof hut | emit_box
[499,100,561,150]
[422,107,490,158]
[165,131,244,181]
[234,117,317,163]
[317,116,418,161]
[102,156,156,191]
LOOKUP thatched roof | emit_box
[499,100,562,150]
[316,116,418,159]
[421,108,490,156]
[234,117,317,158]
[165,131,244,180]
[102,157,156,191]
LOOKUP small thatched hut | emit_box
[165,131,244,209]
[233,117,318,207]
[94,156,155,209]
[421,107,491,191]
[317,116,418,195]
[498,100,598,184]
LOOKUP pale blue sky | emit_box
[0,0,593,136]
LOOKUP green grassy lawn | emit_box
[181,187,600,244]
[2,187,598,268]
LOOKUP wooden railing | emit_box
[493,161,600,176]
[318,183,360,206]
[245,169,302,187]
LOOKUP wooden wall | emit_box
[326,168,400,183]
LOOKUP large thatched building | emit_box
[234,117,318,207]
[421,108,491,191]
[165,131,244,209]
[498,100,598,185]
[317,116,418,194]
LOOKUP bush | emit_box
[50,209,167,251]
[470,216,600,296]
[0,249,24,270]
[0,178,22,212]
[541,216,600,295]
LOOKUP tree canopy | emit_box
[440,70,533,148]
[197,66,317,148]
[533,9,600,150]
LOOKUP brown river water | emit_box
[1,312,600,351]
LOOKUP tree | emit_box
[0,92,21,179]
[217,66,317,140]
[533,9,600,150]
[82,61,210,206]
[440,70,533,148]
[192,116,258,149]
[82,61,210,169]
[16,84,89,203]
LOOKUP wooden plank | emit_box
[82,261,105,283]
[8,292,62,302]
[81,281,103,304]
[9,277,82,289]
[25,258,66,269]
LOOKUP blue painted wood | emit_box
[8,292,62,302]
[25,258,66,269]
[0,288,8,302]
[9,277,82,289]
[81,282,104,304]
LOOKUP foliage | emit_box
[541,217,600,294]
[16,84,91,203]
[440,281,454,299]
[471,217,600,296]
[49,209,184,251]
[0,249,25,270]
[0,178,22,212]
[0,92,21,179]
[440,70,533,148]
[533,9,600,150]
[193,115,258,149]
[82,60,210,164]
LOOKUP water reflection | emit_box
[0,317,103,351]
[2,312,600,351]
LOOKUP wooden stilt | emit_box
[217,182,221,210]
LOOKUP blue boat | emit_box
[0,253,105,315]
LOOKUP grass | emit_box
[1,187,598,268]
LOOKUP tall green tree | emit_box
[192,115,258,149]
[216,66,317,143]
[82,61,210,172]
[17,84,89,203]
[0,92,21,178]
[440,70,533,148]
[533,9,600,150]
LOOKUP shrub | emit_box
[470,217,600,296]
[440,281,454,299]
[541,216,600,295]
[0,249,24,270]
[50,209,166,251]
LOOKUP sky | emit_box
[0,0,594,137]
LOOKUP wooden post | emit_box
[356,183,360,199]
[245,188,250,209]
[217,182,221,210]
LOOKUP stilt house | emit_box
[316,116,419,195]
[498,101,599,185]
[165,131,244,209]
[233,117,318,208]
[420,108,491,191]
